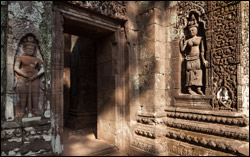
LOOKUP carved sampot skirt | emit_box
[185,59,203,86]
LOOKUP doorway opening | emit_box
[62,17,119,156]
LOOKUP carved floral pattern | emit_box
[67,1,127,20]
[210,2,241,110]
[177,1,207,29]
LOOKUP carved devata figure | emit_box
[14,34,45,118]
[180,13,208,95]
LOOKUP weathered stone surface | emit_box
[137,1,165,15]
[1,121,21,129]
[137,8,165,28]
[22,117,50,127]
[20,139,51,154]
[241,1,249,116]
[1,141,22,151]
[1,1,249,157]
[138,24,165,44]
[127,1,137,23]
[67,1,127,20]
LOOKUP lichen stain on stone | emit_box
[5,95,14,121]
[8,138,22,142]
[8,2,44,29]
[139,45,148,59]
[4,129,15,135]
[133,76,140,90]
[38,2,52,101]
[52,134,63,154]
[42,134,51,142]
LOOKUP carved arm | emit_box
[180,36,187,52]
[29,61,44,81]
[200,38,209,67]
[14,58,29,78]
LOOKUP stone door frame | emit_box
[51,3,126,152]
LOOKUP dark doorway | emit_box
[63,33,98,131]
[52,3,126,155]
[63,16,113,131]
[62,16,120,156]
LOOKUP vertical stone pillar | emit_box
[165,1,179,99]
[130,1,167,155]
[124,1,139,152]
[241,1,249,117]
[51,8,64,155]
[240,2,249,154]
[1,1,8,121]
[137,1,166,114]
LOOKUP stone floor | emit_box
[62,127,126,156]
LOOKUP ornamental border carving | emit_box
[136,116,162,125]
[166,111,249,126]
[134,127,155,139]
[66,1,127,20]
[166,130,245,155]
[131,137,156,154]
[164,118,249,141]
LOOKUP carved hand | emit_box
[22,73,30,78]
[203,60,209,68]
[180,36,186,44]
[28,75,38,81]
[180,36,187,52]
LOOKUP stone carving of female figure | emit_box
[14,35,44,117]
[180,14,208,95]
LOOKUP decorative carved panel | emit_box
[174,1,213,110]
[177,1,242,111]
[66,1,127,20]
[209,1,241,111]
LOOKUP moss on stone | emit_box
[38,2,52,105]
[1,2,8,121]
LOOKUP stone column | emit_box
[1,1,8,121]
[241,1,249,117]
[130,1,167,155]
[137,1,166,115]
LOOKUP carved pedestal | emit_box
[174,95,213,110]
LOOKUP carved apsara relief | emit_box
[179,12,208,95]
[14,34,45,118]
[177,1,242,111]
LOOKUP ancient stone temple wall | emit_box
[1,1,249,156]
[1,1,54,156]
[130,1,249,156]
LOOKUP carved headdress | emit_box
[22,35,38,48]
[187,14,199,28]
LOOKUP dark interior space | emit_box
[63,17,113,131]
[61,16,120,156]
